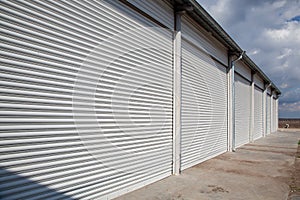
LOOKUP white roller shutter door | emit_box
[234,74,251,148]
[275,99,278,131]
[266,95,271,135]
[126,0,174,29]
[274,100,276,131]
[253,87,263,140]
[271,97,276,133]
[271,98,273,133]
[181,40,227,170]
[0,1,173,199]
[274,99,276,132]
[271,98,274,133]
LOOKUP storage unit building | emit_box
[266,93,272,135]
[0,0,281,199]
[234,74,251,147]
[271,96,278,133]
[234,62,252,148]
[181,15,228,170]
[253,86,264,140]
[253,75,265,140]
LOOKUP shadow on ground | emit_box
[0,167,74,200]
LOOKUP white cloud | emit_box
[248,48,261,56]
[271,0,286,9]
[279,101,300,112]
[205,0,231,25]
[280,82,288,89]
[281,88,300,102]
[266,28,289,40]
[263,21,300,45]
[276,48,292,59]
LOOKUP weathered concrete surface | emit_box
[116,130,300,200]
[279,128,300,132]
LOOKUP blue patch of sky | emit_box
[288,15,300,22]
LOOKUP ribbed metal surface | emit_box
[0,1,173,199]
[275,99,278,131]
[181,15,228,65]
[181,40,227,170]
[234,73,251,148]
[253,87,263,140]
[267,88,272,95]
[254,74,264,90]
[271,98,276,133]
[271,98,274,133]
[266,95,271,135]
[274,100,276,131]
[235,61,251,82]
[127,0,174,29]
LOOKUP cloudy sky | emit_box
[198,0,300,118]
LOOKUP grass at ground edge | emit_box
[288,141,300,199]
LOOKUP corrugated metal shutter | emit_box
[274,100,276,131]
[126,0,174,29]
[253,75,264,90]
[0,1,173,199]
[271,97,276,133]
[234,73,251,148]
[235,62,251,82]
[266,95,271,135]
[272,98,274,133]
[181,15,228,65]
[271,98,274,133]
[181,40,228,170]
[275,99,278,131]
[253,87,263,140]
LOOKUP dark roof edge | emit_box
[176,0,281,95]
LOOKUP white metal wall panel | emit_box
[267,88,272,95]
[181,15,228,65]
[234,73,251,148]
[0,1,173,199]
[254,74,264,90]
[126,0,174,29]
[276,99,278,131]
[181,40,228,170]
[271,98,277,133]
[274,98,276,132]
[266,95,271,135]
[271,98,274,133]
[235,61,251,81]
[253,87,263,140]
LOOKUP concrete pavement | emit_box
[116,130,300,200]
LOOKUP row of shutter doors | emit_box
[1,1,228,199]
[234,75,278,146]
[254,87,264,140]
[0,0,276,199]
[234,74,265,148]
